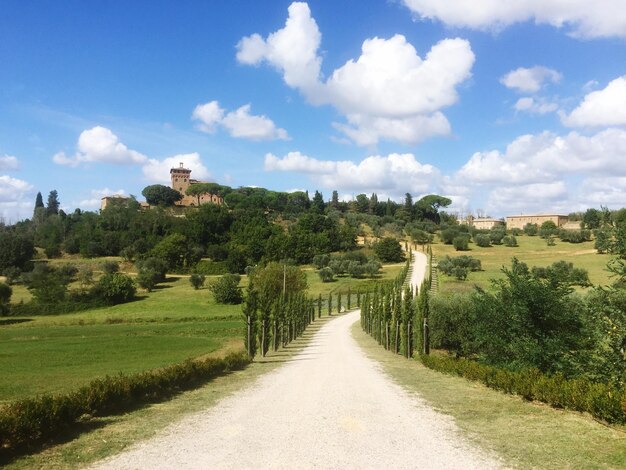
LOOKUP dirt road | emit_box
[90,311,502,469]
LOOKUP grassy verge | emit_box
[430,236,612,293]
[352,322,626,469]
[4,315,333,469]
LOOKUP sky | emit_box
[1,0,626,222]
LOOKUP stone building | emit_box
[506,214,568,230]
[461,215,505,230]
[170,163,224,207]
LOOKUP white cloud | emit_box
[0,175,34,222]
[332,113,451,147]
[514,97,559,114]
[53,126,148,167]
[191,101,224,134]
[501,66,561,93]
[457,128,626,185]
[192,101,289,141]
[237,3,474,145]
[486,181,568,214]
[78,188,127,210]
[561,75,626,127]
[265,151,439,195]
[0,155,19,171]
[402,0,626,39]
[580,177,626,205]
[236,2,323,94]
[142,153,211,184]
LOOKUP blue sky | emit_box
[1,0,626,222]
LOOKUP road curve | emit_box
[90,310,502,469]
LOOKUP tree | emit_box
[24,264,69,304]
[414,194,452,223]
[403,193,414,221]
[0,231,34,271]
[142,184,183,206]
[355,194,369,213]
[373,237,405,263]
[582,208,602,229]
[95,273,136,304]
[474,234,491,247]
[46,190,60,216]
[523,223,538,236]
[331,190,339,209]
[33,192,44,217]
[209,274,243,304]
[150,233,199,270]
[453,236,469,251]
[0,282,12,316]
[318,266,334,282]
[539,220,558,238]
[189,273,206,290]
[369,193,379,215]
[311,190,325,213]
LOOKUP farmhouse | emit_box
[170,163,224,207]
[462,216,505,230]
[506,214,568,230]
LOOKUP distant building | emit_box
[100,195,131,211]
[472,218,505,230]
[460,215,504,230]
[170,163,224,207]
[506,214,568,230]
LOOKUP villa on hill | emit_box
[101,163,223,210]
[506,214,568,230]
[461,215,505,230]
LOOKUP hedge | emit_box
[420,354,626,425]
[0,351,250,459]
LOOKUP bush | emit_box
[474,234,491,247]
[136,269,159,292]
[0,352,250,459]
[189,273,206,290]
[419,355,626,425]
[452,266,468,280]
[135,257,167,282]
[452,235,469,251]
[373,237,405,263]
[0,282,12,316]
[2,267,21,285]
[101,260,119,274]
[209,274,243,304]
[523,223,538,236]
[440,228,460,245]
[94,273,136,304]
[503,235,518,247]
[318,267,334,282]
[490,228,506,245]
[193,260,228,276]
[437,255,481,276]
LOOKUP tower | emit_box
[170,162,192,195]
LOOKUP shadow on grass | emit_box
[0,318,33,326]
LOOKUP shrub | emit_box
[503,235,518,247]
[452,266,468,280]
[0,352,250,459]
[101,260,119,274]
[373,237,405,262]
[312,254,330,269]
[136,269,159,292]
[419,355,626,425]
[474,234,491,247]
[440,228,460,245]
[2,267,21,285]
[452,235,469,251]
[489,228,506,245]
[94,273,136,304]
[189,273,206,290]
[318,267,334,282]
[209,274,243,304]
[523,223,538,236]
[0,282,12,316]
[437,255,481,276]
[193,260,228,276]
[57,263,78,280]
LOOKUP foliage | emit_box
[318,267,334,282]
[189,273,206,290]
[100,260,119,274]
[502,235,518,247]
[46,190,60,216]
[452,235,469,251]
[0,231,34,272]
[23,264,70,304]
[523,223,538,236]
[0,282,12,316]
[0,352,250,459]
[94,273,136,304]
[558,229,591,243]
[530,260,591,288]
[474,233,491,247]
[420,355,626,425]
[373,237,405,262]
[150,233,201,271]
[539,220,558,238]
[141,184,183,206]
[209,274,243,304]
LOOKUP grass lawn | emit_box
[0,261,402,402]
[353,323,626,469]
[430,235,613,294]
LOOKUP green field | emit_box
[430,235,612,294]
[0,263,402,403]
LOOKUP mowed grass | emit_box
[431,235,612,293]
[352,323,626,469]
[1,262,402,402]
[0,276,242,402]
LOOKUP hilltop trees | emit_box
[142,184,182,206]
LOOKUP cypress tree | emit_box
[317,293,322,319]
[337,291,342,314]
[347,287,351,310]
[328,292,332,316]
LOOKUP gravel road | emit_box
[90,311,503,468]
